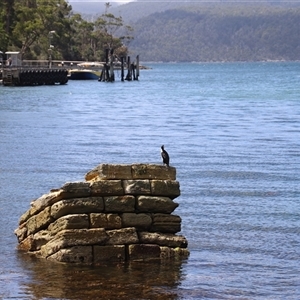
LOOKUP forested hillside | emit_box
[1,1,300,62]
[128,5,300,62]
[0,0,132,61]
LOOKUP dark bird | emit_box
[161,145,170,167]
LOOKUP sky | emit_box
[68,0,134,3]
[67,0,134,14]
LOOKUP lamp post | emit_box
[48,31,55,68]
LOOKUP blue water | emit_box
[0,62,299,299]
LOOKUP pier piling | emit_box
[121,56,125,81]
[125,56,132,81]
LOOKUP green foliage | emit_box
[0,0,14,51]
[0,0,132,61]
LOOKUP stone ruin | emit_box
[15,164,189,264]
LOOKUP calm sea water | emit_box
[0,62,299,299]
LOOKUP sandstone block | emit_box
[90,180,123,196]
[137,196,178,213]
[150,180,180,199]
[123,180,151,195]
[85,164,132,181]
[48,246,93,264]
[60,182,91,199]
[25,217,37,237]
[90,213,106,228]
[173,247,190,258]
[160,246,190,259]
[138,232,188,248]
[14,226,27,243]
[27,206,53,236]
[50,197,104,219]
[48,214,89,235]
[94,245,126,263]
[106,227,139,245]
[151,213,181,233]
[33,230,53,250]
[17,235,35,251]
[128,244,161,261]
[160,246,173,259]
[122,213,152,230]
[40,228,108,258]
[106,213,122,229]
[104,195,135,212]
[28,190,65,222]
[132,164,176,180]
[19,207,36,226]
[90,213,122,229]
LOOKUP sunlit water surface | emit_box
[0,62,299,299]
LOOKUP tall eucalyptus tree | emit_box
[12,0,72,59]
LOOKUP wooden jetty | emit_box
[1,50,140,86]
[2,68,68,86]
[1,52,68,86]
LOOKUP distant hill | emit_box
[127,4,300,62]
[68,1,300,62]
[70,0,300,21]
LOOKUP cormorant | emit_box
[161,145,170,167]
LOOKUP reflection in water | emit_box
[18,252,187,299]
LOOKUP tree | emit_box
[0,0,15,52]
[94,12,133,59]
[69,13,95,60]
[0,0,131,61]
[12,0,73,59]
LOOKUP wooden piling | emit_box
[104,64,109,81]
[121,56,124,81]
[99,68,104,81]
[97,51,141,83]
[132,63,136,81]
[125,56,131,81]
[104,49,110,81]
[136,55,140,80]
[109,49,115,82]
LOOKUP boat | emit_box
[68,62,103,80]
[68,68,101,80]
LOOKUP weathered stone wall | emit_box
[15,164,189,264]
